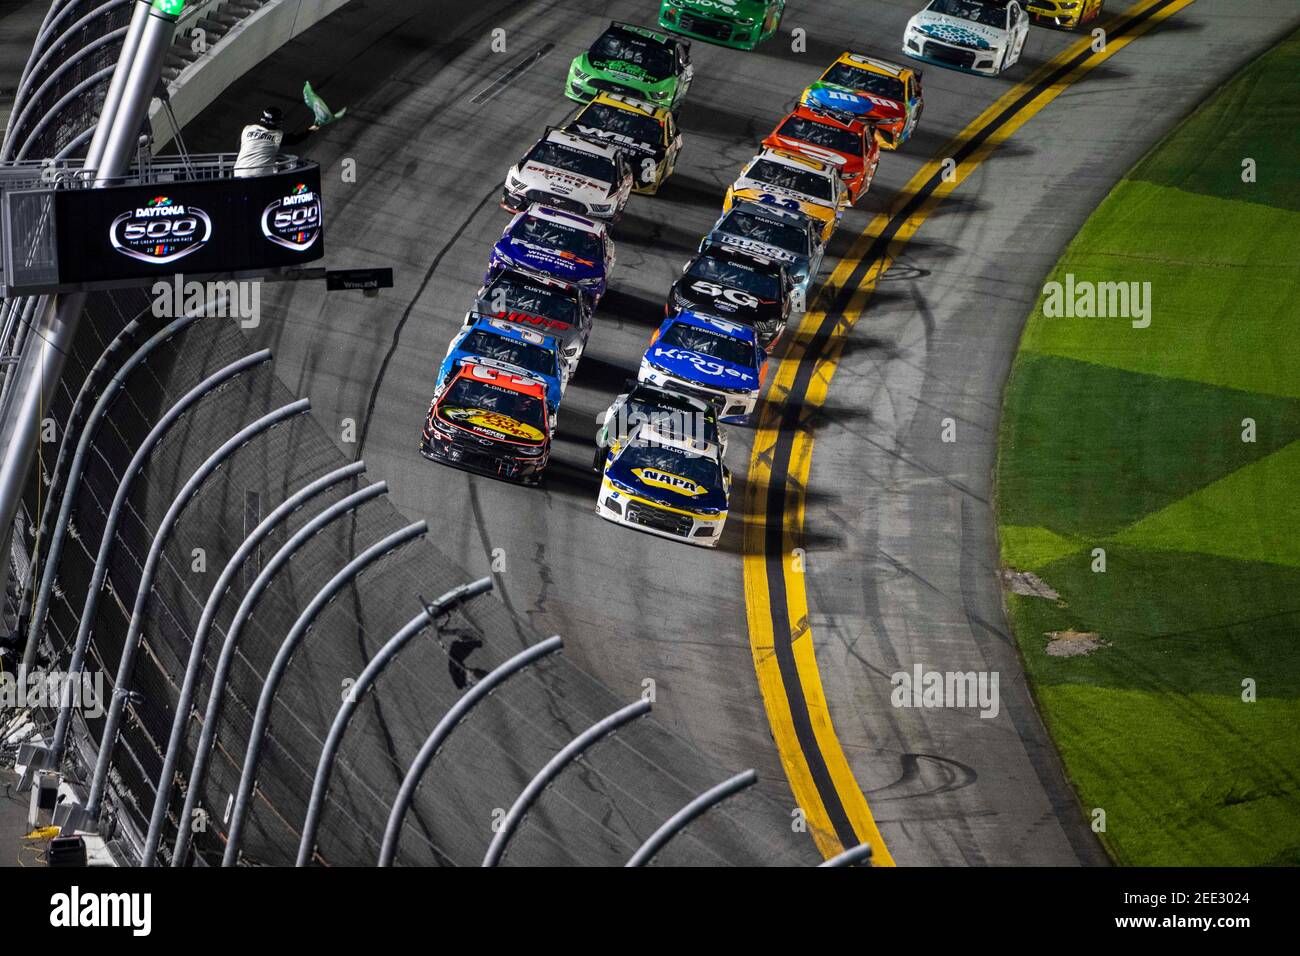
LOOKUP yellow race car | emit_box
[723,148,847,245]
[1024,0,1104,30]
[565,92,683,195]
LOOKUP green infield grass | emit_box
[995,31,1300,866]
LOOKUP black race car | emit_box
[665,243,792,351]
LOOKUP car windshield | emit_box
[928,0,1007,27]
[574,103,663,146]
[687,255,781,299]
[661,322,755,368]
[459,330,556,379]
[820,63,906,100]
[719,209,810,255]
[746,158,835,201]
[512,216,604,263]
[440,376,545,431]
[590,31,675,78]
[622,396,718,445]
[480,275,581,326]
[614,442,721,491]
[527,140,615,182]
[777,115,863,155]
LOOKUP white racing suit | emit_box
[234,123,290,178]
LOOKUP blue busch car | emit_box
[701,199,823,306]
[487,204,616,308]
[637,310,766,423]
[438,315,567,425]
[597,422,730,548]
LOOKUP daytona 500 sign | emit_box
[44,163,324,287]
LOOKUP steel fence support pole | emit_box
[81,399,310,826]
[82,0,153,173]
[625,769,758,867]
[48,349,272,765]
[818,842,874,868]
[142,461,367,866]
[170,481,390,866]
[20,309,218,678]
[377,634,563,867]
[222,521,428,866]
[482,699,652,868]
[296,577,494,866]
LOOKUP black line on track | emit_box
[470,42,556,105]
[759,0,1179,853]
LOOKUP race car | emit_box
[596,421,731,547]
[657,0,785,51]
[566,21,694,111]
[762,105,880,203]
[666,243,790,350]
[1024,0,1103,30]
[421,362,551,485]
[638,310,767,424]
[723,147,848,244]
[438,315,567,424]
[701,199,824,305]
[902,0,1029,77]
[475,267,593,372]
[593,380,723,470]
[487,204,615,308]
[566,92,683,195]
[502,127,633,221]
[798,52,923,150]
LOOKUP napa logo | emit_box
[632,467,706,497]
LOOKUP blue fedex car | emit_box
[437,314,567,424]
[486,204,616,308]
[637,310,766,424]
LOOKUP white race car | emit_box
[502,127,634,221]
[902,0,1029,77]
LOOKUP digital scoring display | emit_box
[53,164,324,285]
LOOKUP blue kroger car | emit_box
[437,314,567,424]
[700,200,823,306]
[486,204,616,307]
[637,310,767,424]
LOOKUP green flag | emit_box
[303,81,347,127]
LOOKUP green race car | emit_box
[658,0,785,50]
[566,21,694,111]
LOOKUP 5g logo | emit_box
[690,280,758,310]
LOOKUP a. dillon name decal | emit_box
[109,196,212,264]
[632,467,706,497]
[261,183,322,252]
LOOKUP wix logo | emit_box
[49,886,151,937]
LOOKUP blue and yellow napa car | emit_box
[596,422,730,547]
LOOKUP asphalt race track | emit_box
[175,0,1300,864]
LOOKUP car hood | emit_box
[709,230,807,271]
[910,11,1007,47]
[515,161,612,201]
[435,402,547,446]
[605,455,728,513]
[803,83,906,121]
[492,237,605,284]
[585,56,671,87]
[569,123,661,158]
[732,178,835,213]
[677,0,770,18]
[644,342,759,391]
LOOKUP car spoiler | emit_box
[611,19,689,52]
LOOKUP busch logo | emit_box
[261,183,322,251]
[109,195,212,264]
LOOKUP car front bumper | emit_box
[596,483,725,547]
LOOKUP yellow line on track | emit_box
[742,0,1197,864]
